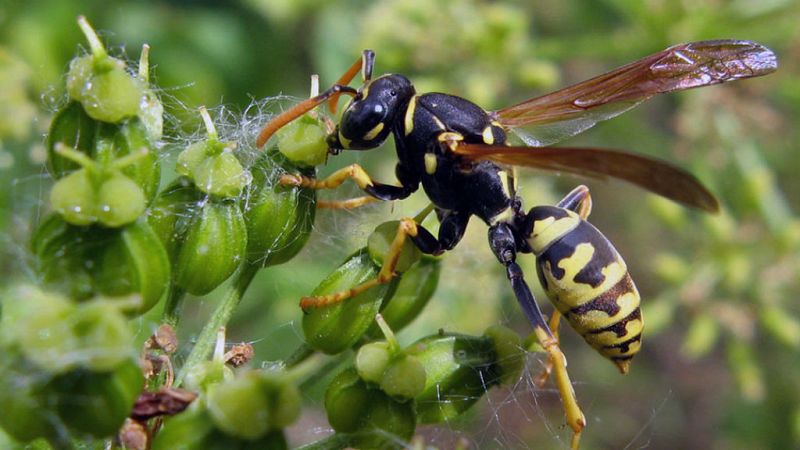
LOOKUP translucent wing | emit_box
[453,143,719,212]
[493,40,777,147]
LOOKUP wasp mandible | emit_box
[257,40,777,448]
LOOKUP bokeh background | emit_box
[2,0,799,449]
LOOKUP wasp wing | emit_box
[453,143,719,212]
[493,40,777,147]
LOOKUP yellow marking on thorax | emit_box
[541,243,629,310]
[424,153,437,175]
[338,130,352,149]
[489,207,515,226]
[437,132,464,152]
[528,212,580,254]
[482,126,495,145]
[404,96,417,136]
[432,115,446,130]
[498,170,511,198]
[364,122,384,141]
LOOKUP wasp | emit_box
[257,40,776,448]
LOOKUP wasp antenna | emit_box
[362,49,375,82]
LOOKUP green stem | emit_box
[175,263,259,386]
[161,283,186,328]
[295,433,353,450]
[284,343,315,368]
[76,16,107,60]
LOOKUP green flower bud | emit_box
[152,404,288,450]
[48,144,148,228]
[303,249,399,354]
[49,169,98,226]
[46,101,98,177]
[177,108,249,198]
[79,66,145,123]
[0,351,59,443]
[193,152,250,198]
[66,54,94,102]
[356,341,392,384]
[49,358,144,437]
[30,214,93,299]
[67,18,144,123]
[244,149,316,266]
[31,215,170,316]
[367,221,422,273]
[406,332,502,423]
[325,369,370,433]
[0,284,77,374]
[367,256,441,337]
[207,371,271,440]
[151,404,216,450]
[177,141,209,178]
[325,369,415,446]
[175,201,247,295]
[275,113,328,168]
[483,325,524,385]
[97,173,148,227]
[102,119,161,201]
[206,370,301,440]
[67,299,136,371]
[147,179,203,262]
[183,360,233,394]
[259,372,302,429]
[379,354,426,400]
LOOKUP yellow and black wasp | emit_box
[257,40,777,448]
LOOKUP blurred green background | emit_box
[1,0,799,448]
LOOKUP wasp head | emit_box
[327,74,415,151]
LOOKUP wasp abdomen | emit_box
[526,207,643,373]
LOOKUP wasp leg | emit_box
[300,211,467,310]
[280,164,416,202]
[534,311,563,388]
[300,217,421,310]
[316,196,381,210]
[556,184,593,218]
[489,223,585,448]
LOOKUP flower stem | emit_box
[161,284,186,329]
[175,263,259,386]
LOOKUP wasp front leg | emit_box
[280,162,419,206]
[489,222,585,449]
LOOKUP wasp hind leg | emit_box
[489,222,585,449]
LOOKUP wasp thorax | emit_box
[525,206,581,255]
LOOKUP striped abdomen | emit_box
[526,206,643,374]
